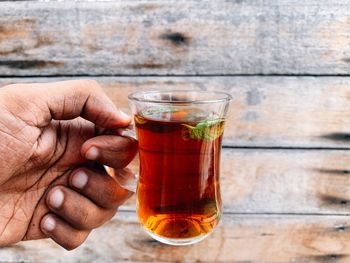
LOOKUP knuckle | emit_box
[62,231,89,251]
[80,210,90,226]
[63,239,83,251]
[103,184,121,205]
[3,83,19,89]
[74,208,93,229]
[83,79,101,91]
[70,79,101,98]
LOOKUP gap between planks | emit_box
[222,146,350,151]
[117,208,350,217]
[3,74,350,78]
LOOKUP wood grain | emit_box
[1,1,350,75]
[1,1,348,261]
[1,212,350,262]
[1,76,350,148]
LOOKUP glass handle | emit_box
[104,125,139,193]
[104,166,138,193]
[116,125,137,141]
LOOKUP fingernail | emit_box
[118,128,137,140]
[42,215,56,232]
[72,170,88,189]
[119,110,131,120]
[115,168,138,193]
[49,188,64,209]
[86,146,98,160]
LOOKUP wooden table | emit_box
[1,1,350,262]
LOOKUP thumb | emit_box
[3,79,130,128]
[44,80,130,128]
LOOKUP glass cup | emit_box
[125,90,231,246]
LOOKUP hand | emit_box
[0,80,138,250]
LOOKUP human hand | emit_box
[0,80,137,250]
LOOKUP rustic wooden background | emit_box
[1,1,350,262]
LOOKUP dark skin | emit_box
[0,80,138,250]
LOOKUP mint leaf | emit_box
[134,115,147,124]
[142,106,179,116]
[182,118,224,141]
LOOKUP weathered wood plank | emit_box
[1,77,350,214]
[121,148,350,215]
[1,1,350,75]
[1,76,350,148]
[1,212,350,262]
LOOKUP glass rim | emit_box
[128,90,232,104]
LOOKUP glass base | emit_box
[144,227,214,246]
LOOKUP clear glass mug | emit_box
[111,90,231,246]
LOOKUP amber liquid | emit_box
[135,108,223,242]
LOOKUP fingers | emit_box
[40,166,134,250]
[41,214,90,251]
[81,135,138,169]
[43,167,132,228]
[46,186,117,230]
[69,168,133,209]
